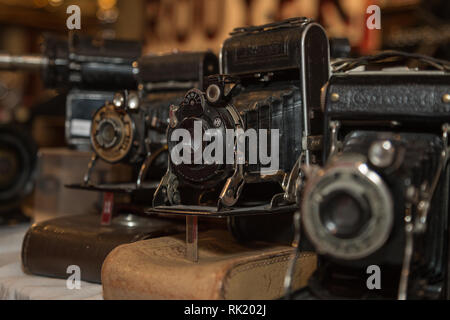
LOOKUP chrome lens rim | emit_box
[90,104,135,163]
[302,156,394,260]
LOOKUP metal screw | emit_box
[132,61,139,75]
[213,117,222,127]
[330,93,340,102]
[443,94,450,104]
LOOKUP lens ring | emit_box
[90,104,135,163]
[319,189,371,239]
[302,156,394,260]
[206,84,221,103]
[96,119,120,149]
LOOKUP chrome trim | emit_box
[302,154,394,260]
[300,22,331,165]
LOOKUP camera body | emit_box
[0,33,143,149]
[42,33,141,90]
[153,18,330,212]
[43,33,142,148]
[86,52,218,187]
[301,70,450,299]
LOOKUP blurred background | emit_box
[0,0,448,135]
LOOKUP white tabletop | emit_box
[0,223,103,300]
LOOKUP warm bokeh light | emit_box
[48,0,63,7]
[32,0,47,8]
[98,0,117,10]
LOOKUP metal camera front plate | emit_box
[146,203,297,218]
[65,181,159,193]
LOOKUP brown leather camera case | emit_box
[102,230,317,299]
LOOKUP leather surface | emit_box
[138,51,218,84]
[21,214,184,283]
[102,230,316,300]
[325,74,450,119]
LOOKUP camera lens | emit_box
[96,119,120,149]
[302,155,394,260]
[171,117,221,183]
[319,191,370,239]
[91,103,135,163]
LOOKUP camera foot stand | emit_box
[83,153,98,185]
[100,192,114,226]
[186,215,198,262]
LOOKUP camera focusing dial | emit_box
[181,88,205,116]
[302,154,394,260]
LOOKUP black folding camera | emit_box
[152,18,330,218]
[84,52,218,188]
[60,34,142,148]
[298,59,450,299]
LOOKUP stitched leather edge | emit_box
[220,252,316,299]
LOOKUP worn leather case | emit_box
[21,214,184,283]
[102,230,317,300]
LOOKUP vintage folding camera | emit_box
[82,51,219,190]
[297,55,450,299]
[58,34,142,149]
[152,18,330,219]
